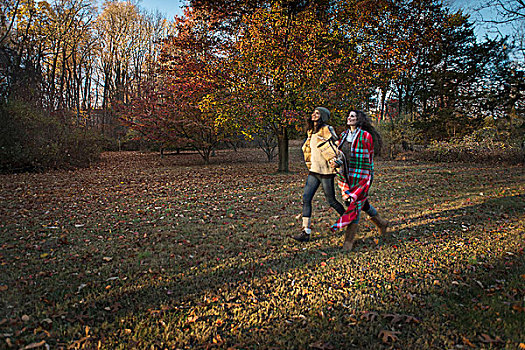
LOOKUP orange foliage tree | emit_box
[202,2,365,172]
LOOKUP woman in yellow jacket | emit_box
[294,107,345,242]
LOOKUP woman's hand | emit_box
[329,158,340,168]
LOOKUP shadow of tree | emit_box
[239,250,524,349]
[2,156,523,349]
[61,195,524,348]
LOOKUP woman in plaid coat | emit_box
[332,109,389,251]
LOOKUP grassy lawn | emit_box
[1,147,523,349]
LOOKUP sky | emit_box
[448,0,516,40]
[138,0,516,42]
[138,0,186,19]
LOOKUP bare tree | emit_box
[475,0,525,60]
[93,1,170,136]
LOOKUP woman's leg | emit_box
[363,201,378,217]
[302,174,321,219]
[365,201,389,235]
[343,222,358,251]
[320,175,346,216]
[295,174,321,242]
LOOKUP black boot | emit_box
[293,229,310,242]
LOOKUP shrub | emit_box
[415,127,524,164]
[377,120,423,159]
[61,127,103,168]
[0,100,102,173]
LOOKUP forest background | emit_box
[0,0,524,171]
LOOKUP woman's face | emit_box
[311,109,321,122]
[347,111,358,126]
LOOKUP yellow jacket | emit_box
[302,125,338,174]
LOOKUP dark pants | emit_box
[302,173,345,217]
[351,200,378,224]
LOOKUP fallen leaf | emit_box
[383,313,403,324]
[478,333,503,343]
[462,336,476,348]
[187,315,199,323]
[512,305,524,312]
[379,329,400,343]
[346,315,358,325]
[21,341,46,349]
[309,341,334,349]
[213,334,224,344]
[360,311,378,322]
[404,315,420,324]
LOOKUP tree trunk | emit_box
[203,149,210,164]
[380,87,387,121]
[277,125,289,173]
[58,46,67,109]
[397,83,403,118]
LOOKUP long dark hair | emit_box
[306,115,324,134]
[349,109,382,156]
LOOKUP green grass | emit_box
[0,148,523,349]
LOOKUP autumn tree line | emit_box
[1,0,523,172]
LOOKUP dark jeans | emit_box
[302,173,345,218]
[351,200,378,224]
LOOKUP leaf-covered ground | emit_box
[1,146,523,349]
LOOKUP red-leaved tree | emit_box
[121,7,229,163]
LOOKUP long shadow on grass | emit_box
[238,247,525,349]
[390,194,524,226]
[74,195,523,310]
[45,194,523,346]
[323,194,523,255]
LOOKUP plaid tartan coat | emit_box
[331,128,374,231]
